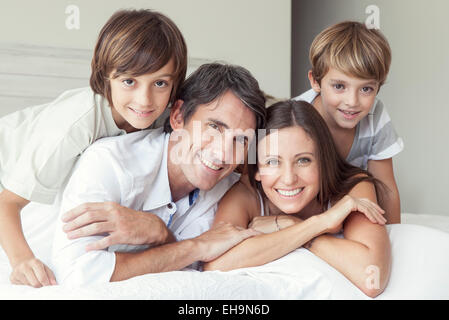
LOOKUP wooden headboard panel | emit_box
[0,43,211,118]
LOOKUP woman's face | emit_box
[255,126,320,214]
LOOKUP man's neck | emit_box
[167,139,196,202]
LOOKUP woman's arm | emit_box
[307,180,391,298]
[204,180,389,298]
[203,214,326,271]
[204,183,385,272]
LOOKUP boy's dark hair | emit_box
[164,63,266,133]
[90,9,187,107]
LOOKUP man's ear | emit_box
[308,70,321,93]
[170,99,184,130]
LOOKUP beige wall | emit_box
[0,0,291,98]
[292,0,449,216]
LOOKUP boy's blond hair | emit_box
[309,21,391,88]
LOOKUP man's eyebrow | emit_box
[208,118,229,130]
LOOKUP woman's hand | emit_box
[248,215,303,234]
[321,195,386,234]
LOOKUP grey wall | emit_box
[292,0,449,216]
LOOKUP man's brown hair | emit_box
[90,9,187,106]
[310,21,391,88]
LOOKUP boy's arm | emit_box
[0,190,56,287]
[367,158,401,224]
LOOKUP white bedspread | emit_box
[0,202,448,299]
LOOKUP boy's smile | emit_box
[309,67,379,131]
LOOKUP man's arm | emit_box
[367,158,401,224]
[111,222,259,282]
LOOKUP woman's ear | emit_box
[169,99,184,130]
[308,70,321,93]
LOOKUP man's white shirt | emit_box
[52,128,240,286]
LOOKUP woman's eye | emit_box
[122,79,135,87]
[297,157,311,165]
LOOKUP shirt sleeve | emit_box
[51,145,124,287]
[1,88,101,204]
[368,99,404,161]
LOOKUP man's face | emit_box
[169,90,257,191]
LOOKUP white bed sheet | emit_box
[0,203,448,300]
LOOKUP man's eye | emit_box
[209,123,219,130]
[235,136,248,145]
[266,159,279,166]
[123,79,135,87]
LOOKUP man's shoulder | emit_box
[201,172,241,203]
[82,128,166,167]
[292,88,318,103]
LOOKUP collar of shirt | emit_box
[141,132,172,211]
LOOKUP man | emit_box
[51,63,267,285]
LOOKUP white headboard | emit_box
[0,43,211,118]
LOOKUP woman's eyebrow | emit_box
[295,152,314,157]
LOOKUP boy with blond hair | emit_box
[294,21,403,224]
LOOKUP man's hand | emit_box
[193,222,261,262]
[62,202,172,251]
[10,257,57,288]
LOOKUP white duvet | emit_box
[0,202,448,300]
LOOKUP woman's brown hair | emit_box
[249,100,383,211]
[90,9,187,107]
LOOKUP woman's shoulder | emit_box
[219,175,261,217]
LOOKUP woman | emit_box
[203,100,391,298]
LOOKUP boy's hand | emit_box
[10,257,57,288]
[62,202,172,250]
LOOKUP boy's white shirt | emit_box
[293,89,404,169]
[51,128,240,286]
[0,87,126,204]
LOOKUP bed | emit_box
[0,201,448,300]
[1,43,449,300]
